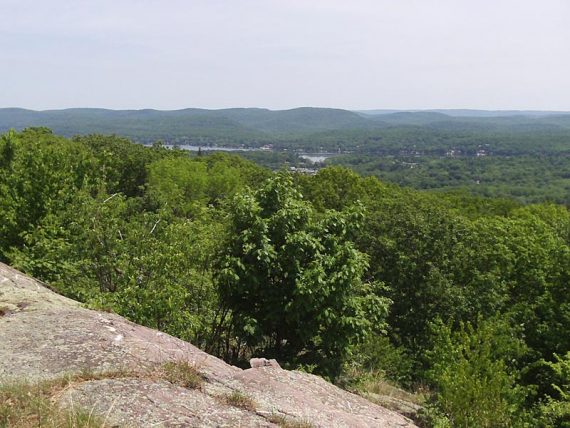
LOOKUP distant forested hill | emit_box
[0,107,379,143]
[1,107,570,149]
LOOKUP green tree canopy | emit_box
[215,173,389,378]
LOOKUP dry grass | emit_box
[0,377,105,428]
[339,364,426,406]
[267,414,315,428]
[160,361,204,389]
[353,376,427,421]
[0,362,207,427]
[0,368,138,428]
[357,377,426,405]
[221,390,257,411]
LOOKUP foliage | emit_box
[331,154,570,205]
[539,352,570,427]
[74,133,169,197]
[346,335,414,387]
[214,173,389,378]
[426,318,529,428]
[0,128,98,261]
[299,166,369,211]
[1,128,569,424]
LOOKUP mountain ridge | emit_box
[1,106,569,144]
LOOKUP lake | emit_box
[158,145,339,163]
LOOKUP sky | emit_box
[1,0,569,111]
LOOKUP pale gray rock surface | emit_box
[0,262,417,427]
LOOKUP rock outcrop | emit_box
[0,262,417,427]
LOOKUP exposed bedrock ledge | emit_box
[0,262,417,427]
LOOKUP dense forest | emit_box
[1,128,570,427]
[2,108,570,152]
[2,108,570,205]
[328,155,570,205]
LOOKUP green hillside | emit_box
[3,107,570,146]
[0,107,380,142]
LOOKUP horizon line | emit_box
[2,106,570,114]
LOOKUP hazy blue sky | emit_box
[1,0,569,110]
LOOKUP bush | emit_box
[539,352,570,427]
[426,318,529,427]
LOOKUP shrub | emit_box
[426,318,529,427]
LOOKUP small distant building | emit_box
[289,166,317,175]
